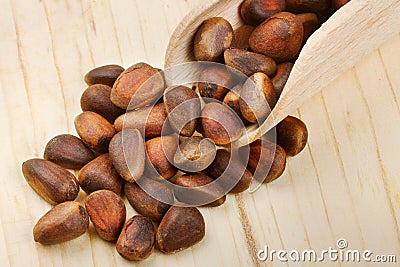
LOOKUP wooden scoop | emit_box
[165,0,400,146]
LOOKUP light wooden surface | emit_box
[0,0,399,266]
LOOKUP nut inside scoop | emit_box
[165,0,400,146]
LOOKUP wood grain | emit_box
[0,0,399,266]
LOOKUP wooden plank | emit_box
[298,92,368,252]
[265,171,312,258]
[323,63,400,255]
[284,139,340,264]
[353,47,400,254]
[0,81,15,267]
[0,0,61,266]
[41,0,96,126]
[79,0,124,66]
[379,34,400,107]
